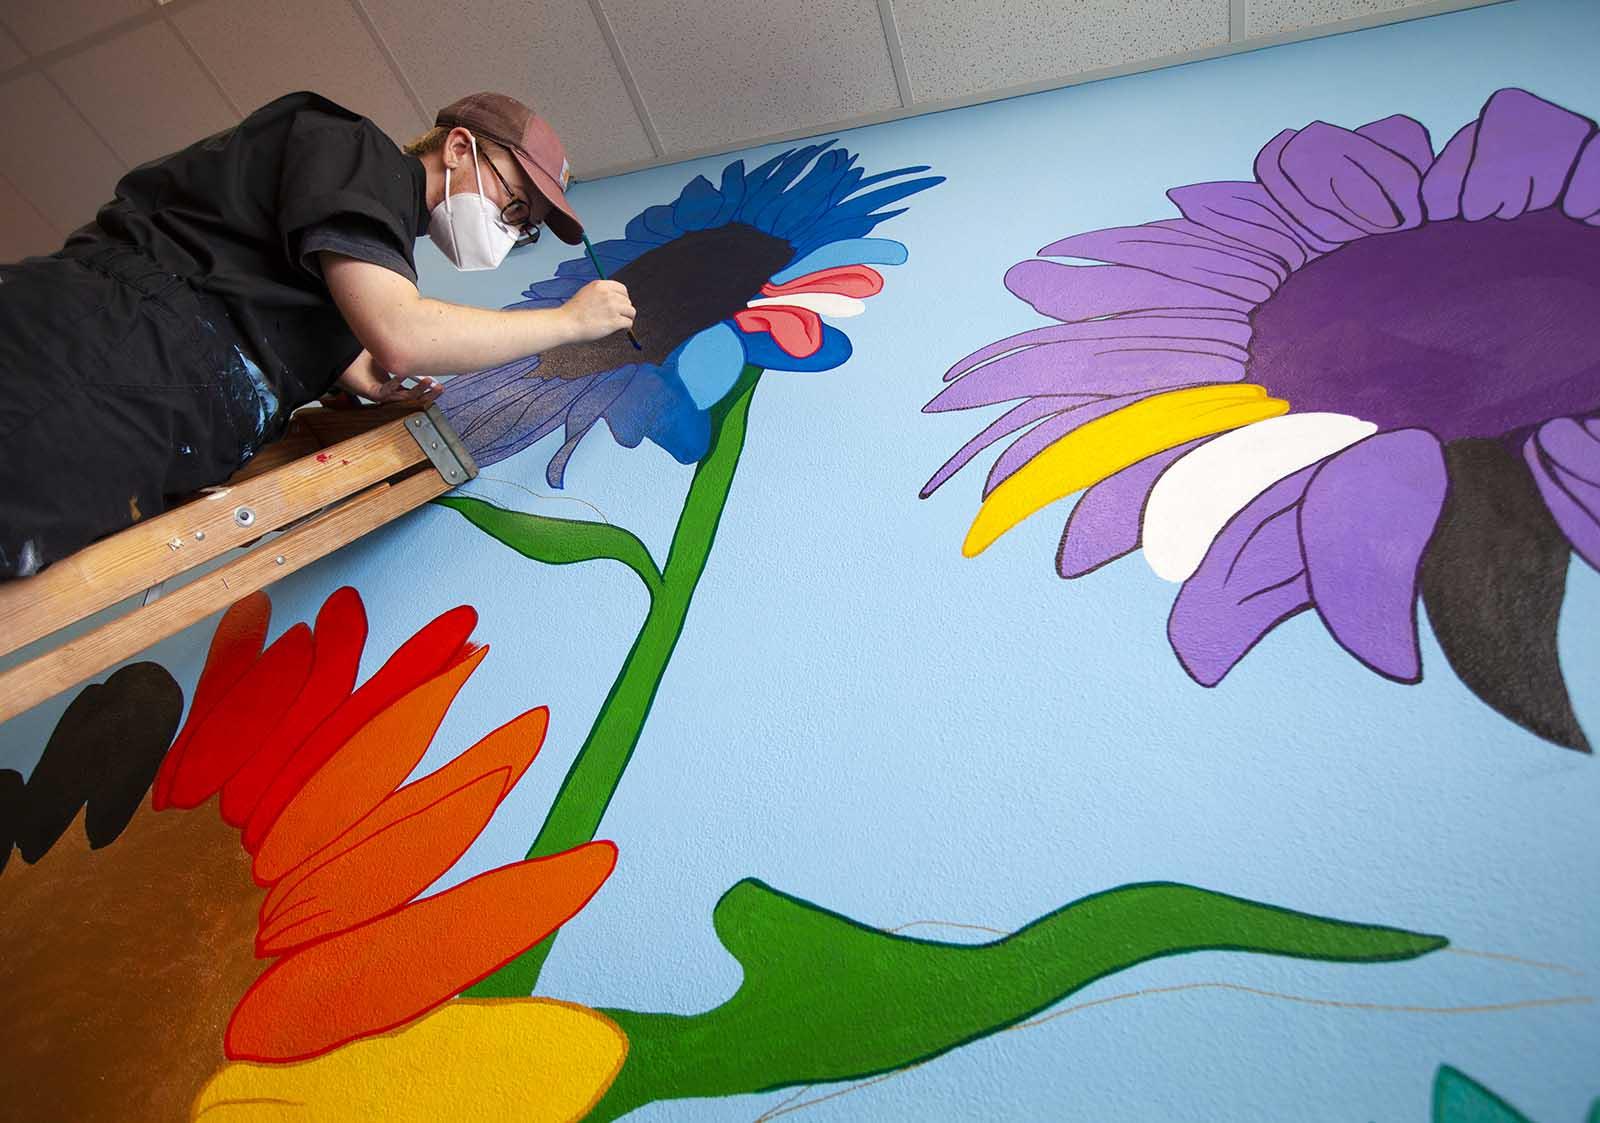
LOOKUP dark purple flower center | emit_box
[537,223,792,380]
[1246,210,1600,442]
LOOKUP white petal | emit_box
[1142,412,1378,582]
[746,293,866,318]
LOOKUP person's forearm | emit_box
[385,298,583,378]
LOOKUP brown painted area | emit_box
[0,804,264,1122]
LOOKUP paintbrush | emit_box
[580,232,642,351]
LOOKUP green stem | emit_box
[470,365,763,997]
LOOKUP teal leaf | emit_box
[590,880,1447,1119]
[435,497,662,596]
[1432,1065,1534,1123]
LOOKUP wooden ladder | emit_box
[0,401,477,724]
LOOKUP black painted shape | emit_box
[15,662,183,862]
[537,223,793,380]
[1421,439,1590,752]
[0,768,22,875]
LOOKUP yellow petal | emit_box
[191,999,627,1122]
[963,384,1290,556]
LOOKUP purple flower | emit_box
[924,88,1600,752]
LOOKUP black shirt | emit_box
[68,91,427,413]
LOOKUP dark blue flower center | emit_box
[537,223,792,380]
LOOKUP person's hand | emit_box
[561,280,635,344]
[367,370,443,404]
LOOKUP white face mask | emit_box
[428,135,518,271]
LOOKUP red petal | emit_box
[760,264,884,299]
[256,769,509,955]
[241,605,478,856]
[224,842,618,1062]
[165,623,314,810]
[220,587,368,827]
[259,706,550,923]
[252,645,489,885]
[734,306,824,358]
[154,592,271,810]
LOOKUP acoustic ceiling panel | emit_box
[893,0,1229,104]
[1,0,147,56]
[0,172,61,259]
[174,0,426,143]
[359,0,655,174]
[49,20,238,168]
[0,73,126,233]
[1246,0,1423,39]
[598,0,902,154]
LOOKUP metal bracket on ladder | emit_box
[405,405,479,488]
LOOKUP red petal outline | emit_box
[734,306,824,358]
[760,264,883,299]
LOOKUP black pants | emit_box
[0,244,281,577]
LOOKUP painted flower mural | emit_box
[924,87,1600,751]
[440,140,939,483]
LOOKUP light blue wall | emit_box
[6,0,1597,1117]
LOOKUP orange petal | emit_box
[760,264,884,299]
[221,588,368,827]
[252,645,489,885]
[224,841,619,1062]
[257,769,509,955]
[242,605,478,855]
[154,592,271,810]
[261,706,549,920]
[165,624,314,810]
[734,305,824,358]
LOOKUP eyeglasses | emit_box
[478,139,542,248]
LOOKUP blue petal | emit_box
[624,209,674,244]
[769,238,909,283]
[795,207,913,258]
[520,274,588,300]
[712,160,748,226]
[672,175,723,231]
[672,324,749,409]
[738,144,825,225]
[739,323,853,372]
[553,255,601,281]
[603,365,711,463]
[545,368,633,486]
[641,203,680,240]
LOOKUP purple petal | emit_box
[926,338,1244,412]
[1248,129,1363,247]
[1275,122,1425,235]
[1355,114,1435,173]
[1524,417,1600,570]
[1421,122,1476,221]
[1168,467,1317,686]
[1057,438,1208,577]
[1462,88,1597,220]
[1004,260,1254,321]
[1147,219,1291,283]
[944,316,1252,381]
[545,370,633,486]
[1167,180,1318,271]
[1561,133,1600,224]
[440,365,596,469]
[1039,225,1279,302]
[1301,429,1447,682]
[985,394,1153,496]
[921,396,1090,497]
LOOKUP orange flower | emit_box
[153,587,617,1064]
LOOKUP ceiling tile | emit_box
[173,0,426,143]
[0,173,62,260]
[0,23,27,69]
[0,73,125,233]
[49,21,238,168]
[895,0,1228,104]
[2,0,148,56]
[602,0,900,153]
[1245,0,1418,38]
[360,0,654,175]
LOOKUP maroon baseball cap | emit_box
[435,92,583,244]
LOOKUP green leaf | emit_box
[590,880,1447,1119]
[434,496,662,595]
[1432,1065,1534,1123]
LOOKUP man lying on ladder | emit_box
[0,90,635,579]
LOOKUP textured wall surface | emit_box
[2,1,1596,1119]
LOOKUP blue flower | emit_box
[439,142,941,484]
